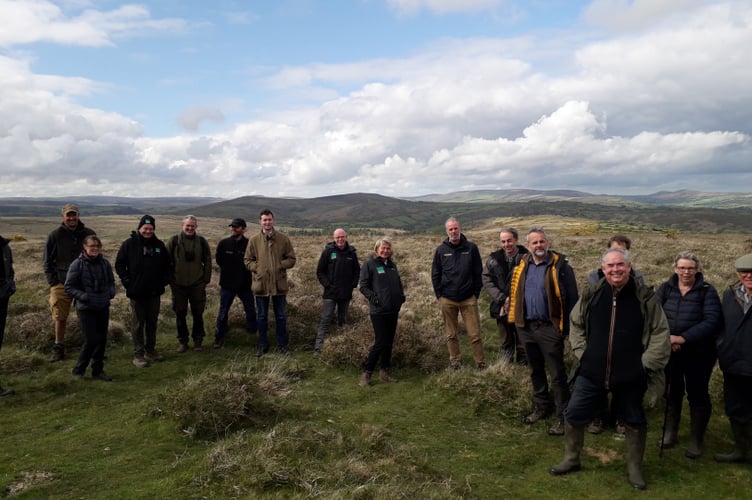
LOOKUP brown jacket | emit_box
[244,230,296,296]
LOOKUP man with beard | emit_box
[509,227,578,435]
[116,215,171,367]
[550,247,669,490]
[43,204,96,362]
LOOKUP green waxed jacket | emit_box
[569,277,670,398]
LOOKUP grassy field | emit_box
[1,214,751,498]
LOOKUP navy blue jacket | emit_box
[656,273,721,345]
[65,253,116,310]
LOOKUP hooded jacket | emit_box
[316,241,360,301]
[115,231,171,299]
[431,234,483,302]
[43,221,96,286]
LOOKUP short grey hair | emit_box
[526,226,547,243]
[601,247,631,265]
[674,251,701,272]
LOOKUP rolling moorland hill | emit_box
[2,190,752,233]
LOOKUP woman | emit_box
[0,234,16,397]
[65,235,116,381]
[656,251,721,458]
[357,238,406,387]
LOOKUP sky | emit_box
[1,0,750,199]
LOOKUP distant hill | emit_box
[409,189,752,208]
[0,196,222,217]
[2,191,752,232]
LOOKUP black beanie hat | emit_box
[138,215,155,229]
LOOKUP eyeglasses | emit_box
[675,266,696,273]
[738,270,752,276]
[86,244,102,249]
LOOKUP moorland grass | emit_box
[1,216,751,498]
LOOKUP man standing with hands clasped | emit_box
[244,210,296,357]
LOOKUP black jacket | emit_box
[65,253,116,311]
[115,232,171,299]
[359,255,405,315]
[0,235,16,299]
[43,221,96,286]
[431,234,483,301]
[482,245,528,318]
[718,283,752,377]
[215,235,253,291]
[316,241,360,300]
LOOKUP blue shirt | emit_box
[524,259,549,321]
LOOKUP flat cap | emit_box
[735,253,752,272]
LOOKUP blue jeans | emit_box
[256,295,288,348]
[215,287,257,340]
[566,375,647,428]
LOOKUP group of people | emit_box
[1,208,751,491]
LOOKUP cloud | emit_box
[0,0,188,47]
[386,0,505,15]
[0,1,750,198]
[176,107,226,132]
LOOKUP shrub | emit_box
[155,355,301,439]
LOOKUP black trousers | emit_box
[363,312,399,372]
[73,307,109,376]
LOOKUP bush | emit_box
[156,355,301,439]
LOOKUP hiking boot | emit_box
[256,345,269,358]
[548,417,565,436]
[588,418,604,435]
[358,371,372,387]
[476,362,486,370]
[132,356,149,368]
[193,342,203,352]
[176,343,189,353]
[616,420,626,435]
[379,369,398,383]
[92,372,113,382]
[50,343,65,363]
[144,349,164,363]
[550,423,585,475]
[213,339,224,349]
[524,406,551,424]
[449,362,461,370]
[0,385,16,397]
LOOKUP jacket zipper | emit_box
[605,290,617,390]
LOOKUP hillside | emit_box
[2,191,752,233]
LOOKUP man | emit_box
[314,228,360,354]
[115,215,171,368]
[586,234,646,435]
[482,227,528,364]
[587,234,646,289]
[715,253,752,465]
[1,233,16,396]
[244,209,296,356]
[42,204,96,362]
[550,247,670,490]
[431,217,485,370]
[213,218,257,349]
[508,227,578,435]
[167,215,212,352]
